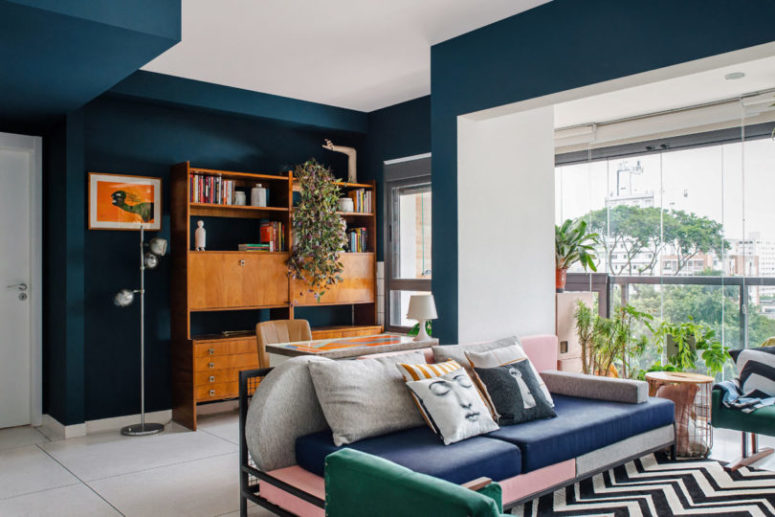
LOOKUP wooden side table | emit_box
[645,371,714,458]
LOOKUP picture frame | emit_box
[88,172,162,231]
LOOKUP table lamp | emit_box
[407,294,437,341]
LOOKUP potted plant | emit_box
[575,301,653,378]
[643,318,729,377]
[288,159,348,301]
[555,218,599,291]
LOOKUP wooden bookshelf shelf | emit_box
[170,161,380,430]
[337,211,374,217]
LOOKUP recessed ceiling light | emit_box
[725,72,746,80]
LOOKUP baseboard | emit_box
[40,409,173,440]
[40,414,86,440]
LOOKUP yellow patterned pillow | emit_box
[396,359,462,381]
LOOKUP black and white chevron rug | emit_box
[511,452,775,516]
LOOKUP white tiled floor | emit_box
[1,410,772,517]
[0,411,272,517]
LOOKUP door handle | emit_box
[6,283,27,291]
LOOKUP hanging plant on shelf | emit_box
[288,159,347,301]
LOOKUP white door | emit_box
[0,132,41,429]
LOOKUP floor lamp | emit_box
[114,226,168,436]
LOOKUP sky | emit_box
[555,138,775,243]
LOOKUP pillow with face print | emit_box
[473,360,556,426]
[405,368,499,445]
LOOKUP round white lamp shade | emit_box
[407,294,437,341]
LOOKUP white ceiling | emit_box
[555,55,775,128]
[142,0,549,112]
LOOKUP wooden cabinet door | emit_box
[188,253,245,309]
[292,252,375,306]
[241,253,290,307]
[188,252,289,310]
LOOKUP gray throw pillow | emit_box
[432,336,518,371]
[474,362,556,426]
[308,351,427,446]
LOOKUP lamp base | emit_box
[414,320,430,341]
[121,422,164,436]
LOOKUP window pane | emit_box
[389,290,431,327]
[392,184,431,279]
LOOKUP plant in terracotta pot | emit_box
[555,218,599,291]
[288,159,348,302]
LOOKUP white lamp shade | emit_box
[407,294,437,321]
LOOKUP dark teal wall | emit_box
[430,0,775,343]
[80,95,363,420]
[43,114,86,425]
[0,1,180,131]
[365,96,431,260]
[43,71,370,423]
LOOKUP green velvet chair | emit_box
[324,449,508,517]
[711,389,775,470]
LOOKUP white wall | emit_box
[457,106,555,342]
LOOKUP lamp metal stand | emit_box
[121,227,164,436]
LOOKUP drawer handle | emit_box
[208,362,215,369]
[208,348,215,355]
[239,259,246,266]
[209,389,215,396]
[209,376,215,383]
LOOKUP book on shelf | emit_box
[347,227,368,253]
[190,173,236,205]
[238,243,273,252]
[259,220,285,252]
[346,188,372,213]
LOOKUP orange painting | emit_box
[89,173,161,230]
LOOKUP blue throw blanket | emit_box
[715,380,775,414]
[715,346,775,413]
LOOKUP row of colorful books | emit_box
[190,174,236,205]
[259,221,285,252]
[346,189,373,213]
[347,227,369,253]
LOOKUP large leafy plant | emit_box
[288,159,347,301]
[575,301,653,378]
[644,318,729,377]
[555,218,599,271]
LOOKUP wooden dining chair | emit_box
[255,319,312,368]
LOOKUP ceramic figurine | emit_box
[195,220,206,251]
[322,138,357,183]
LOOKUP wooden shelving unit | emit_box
[170,162,380,430]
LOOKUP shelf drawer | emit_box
[193,338,256,357]
[195,381,238,402]
[194,353,258,372]
[194,368,247,387]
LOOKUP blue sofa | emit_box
[240,335,676,516]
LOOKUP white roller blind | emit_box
[555,92,775,153]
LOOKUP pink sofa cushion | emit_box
[519,335,558,372]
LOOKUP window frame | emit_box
[383,155,431,333]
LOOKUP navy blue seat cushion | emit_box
[296,425,523,483]
[487,394,674,473]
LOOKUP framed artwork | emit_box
[88,173,162,230]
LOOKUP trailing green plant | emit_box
[555,218,599,271]
[574,301,653,378]
[288,159,347,301]
[642,318,729,377]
